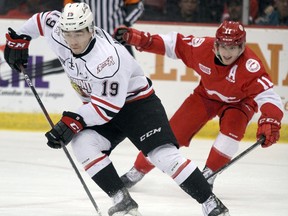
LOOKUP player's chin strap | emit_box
[213,43,245,65]
[19,65,103,216]
[212,45,225,65]
[214,49,225,64]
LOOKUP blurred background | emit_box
[0,0,287,26]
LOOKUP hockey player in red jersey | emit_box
[114,21,284,189]
[4,2,230,216]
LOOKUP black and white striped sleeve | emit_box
[123,0,144,26]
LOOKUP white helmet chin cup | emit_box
[60,3,94,32]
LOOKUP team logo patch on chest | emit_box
[97,56,115,73]
[199,63,211,75]
[246,59,260,73]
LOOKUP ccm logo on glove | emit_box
[70,122,81,132]
[6,40,30,49]
[4,27,31,72]
[257,117,281,148]
[259,118,280,125]
[45,111,86,149]
[60,112,86,134]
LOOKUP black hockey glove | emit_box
[45,111,86,149]
[113,26,129,45]
[113,27,152,51]
[4,27,31,72]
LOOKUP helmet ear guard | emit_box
[215,20,246,46]
[60,3,94,32]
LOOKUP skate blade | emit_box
[125,208,142,216]
[111,208,142,216]
[221,211,230,216]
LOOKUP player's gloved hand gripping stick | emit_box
[45,111,86,149]
[4,27,102,216]
[4,27,31,72]
[257,117,281,148]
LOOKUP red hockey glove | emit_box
[113,27,152,50]
[257,117,281,148]
[45,111,86,149]
[4,27,31,72]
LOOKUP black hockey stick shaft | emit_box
[206,135,266,180]
[20,66,102,216]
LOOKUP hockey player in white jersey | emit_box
[4,3,230,216]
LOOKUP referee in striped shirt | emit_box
[73,0,144,56]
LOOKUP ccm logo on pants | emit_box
[140,127,162,142]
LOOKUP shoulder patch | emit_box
[246,59,261,73]
[189,37,205,47]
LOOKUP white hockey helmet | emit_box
[60,3,94,32]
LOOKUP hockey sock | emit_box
[180,167,212,203]
[92,163,124,197]
[134,151,155,174]
[205,147,231,172]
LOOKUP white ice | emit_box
[1,130,287,216]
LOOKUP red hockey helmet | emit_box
[215,21,246,46]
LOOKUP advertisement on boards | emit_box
[0,20,287,124]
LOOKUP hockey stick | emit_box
[206,135,266,180]
[20,65,102,216]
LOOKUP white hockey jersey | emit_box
[18,11,153,126]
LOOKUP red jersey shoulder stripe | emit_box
[36,11,53,36]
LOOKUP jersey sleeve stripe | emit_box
[98,105,118,118]
[126,88,154,103]
[36,13,44,36]
[91,103,111,122]
[91,95,121,111]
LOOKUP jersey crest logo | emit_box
[246,59,261,73]
[70,77,92,97]
[188,37,205,47]
[97,56,115,73]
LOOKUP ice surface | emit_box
[1,130,287,216]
